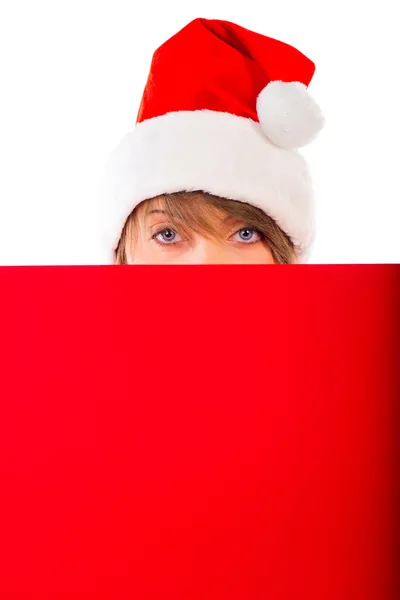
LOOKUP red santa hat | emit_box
[103,17,325,263]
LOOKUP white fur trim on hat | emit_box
[101,109,317,264]
[257,81,325,150]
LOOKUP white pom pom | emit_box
[256,80,325,149]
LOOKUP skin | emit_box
[127,198,275,265]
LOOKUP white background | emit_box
[1,0,399,264]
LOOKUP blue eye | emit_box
[152,228,181,244]
[232,228,262,243]
[160,229,175,242]
[239,228,253,240]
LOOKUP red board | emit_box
[0,265,398,599]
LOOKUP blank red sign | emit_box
[0,265,397,599]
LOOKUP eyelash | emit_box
[151,227,264,245]
[232,228,263,244]
[151,228,183,246]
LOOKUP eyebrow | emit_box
[147,209,167,215]
[223,215,241,223]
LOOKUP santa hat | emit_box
[102,17,325,263]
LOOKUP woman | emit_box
[115,191,295,265]
[103,18,325,265]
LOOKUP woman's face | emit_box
[127,198,276,264]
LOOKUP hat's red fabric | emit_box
[137,18,315,123]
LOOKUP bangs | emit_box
[143,191,287,242]
[143,192,229,240]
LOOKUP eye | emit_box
[231,228,262,244]
[152,228,182,245]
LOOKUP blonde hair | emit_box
[115,191,297,264]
